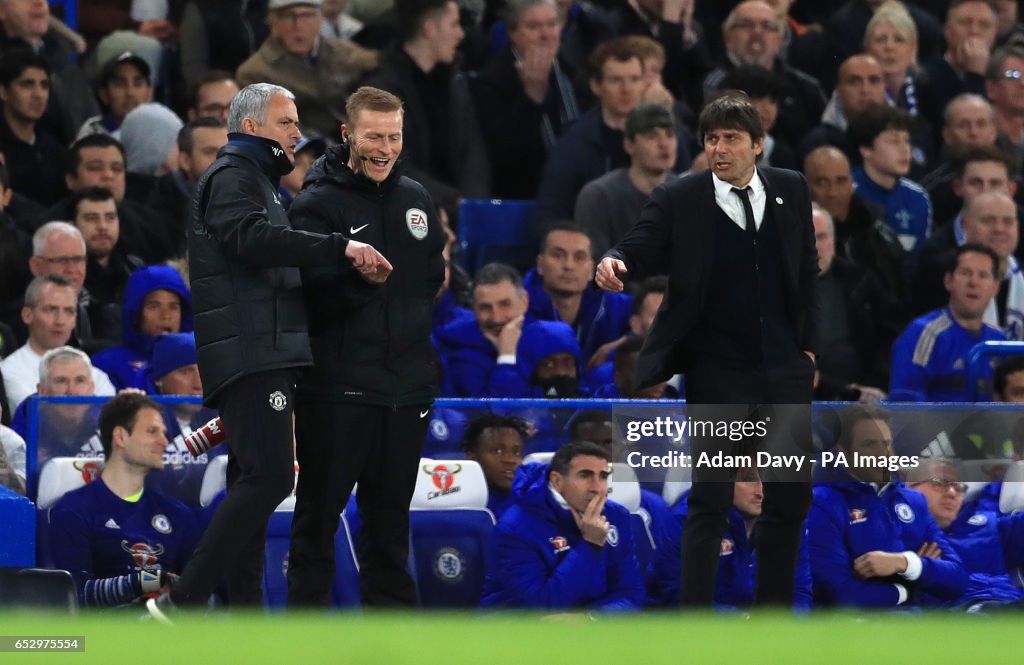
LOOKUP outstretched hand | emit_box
[595,257,628,292]
[345,239,393,283]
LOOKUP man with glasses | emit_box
[806,405,967,608]
[186,72,239,123]
[986,46,1024,155]
[906,457,1024,610]
[236,0,380,140]
[702,0,825,151]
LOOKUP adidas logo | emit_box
[105,518,120,530]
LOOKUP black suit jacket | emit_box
[605,167,819,388]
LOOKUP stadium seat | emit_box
[661,464,692,508]
[523,452,554,466]
[198,455,228,509]
[609,463,656,569]
[0,568,76,612]
[966,341,1024,400]
[35,457,105,568]
[1000,461,1024,514]
[409,459,494,607]
[457,199,536,275]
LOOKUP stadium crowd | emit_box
[1,0,1024,614]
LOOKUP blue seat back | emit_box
[457,199,536,274]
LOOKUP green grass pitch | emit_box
[0,610,1019,664]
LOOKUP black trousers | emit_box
[680,355,814,608]
[287,401,428,607]
[171,369,297,607]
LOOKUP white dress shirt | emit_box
[712,168,767,232]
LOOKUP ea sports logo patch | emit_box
[968,514,988,526]
[433,547,466,583]
[151,514,173,534]
[406,208,428,240]
[606,524,619,547]
[895,502,915,523]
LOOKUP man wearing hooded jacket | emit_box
[147,83,389,619]
[286,87,446,607]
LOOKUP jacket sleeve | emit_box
[288,192,357,285]
[794,172,820,355]
[489,526,612,609]
[912,513,968,600]
[651,504,685,606]
[889,325,928,402]
[604,184,674,279]
[200,168,348,268]
[593,513,646,611]
[998,512,1024,569]
[793,524,814,611]
[806,497,905,607]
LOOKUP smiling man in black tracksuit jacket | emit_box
[286,87,446,607]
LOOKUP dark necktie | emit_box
[732,186,757,239]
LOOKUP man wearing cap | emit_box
[76,52,153,141]
[574,103,679,258]
[236,0,380,141]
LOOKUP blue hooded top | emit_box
[92,266,194,390]
[807,471,967,608]
[523,268,632,366]
[939,508,1024,607]
[480,461,646,611]
[436,317,583,398]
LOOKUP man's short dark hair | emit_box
[719,65,784,102]
[178,116,227,154]
[395,0,452,42]
[624,103,677,139]
[587,36,642,82]
[67,186,116,221]
[947,242,1000,277]
[837,404,891,451]
[567,408,612,442]
[698,91,764,144]
[994,355,1024,398]
[953,143,1012,178]
[549,440,610,477]
[0,49,50,87]
[615,335,645,360]
[462,413,530,453]
[473,262,524,292]
[540,222,592,254]
[847,104,912,152]
[632,276,667,316]
[66,134,126,177]
[98,392,161,459]
[947,0,996,19]
[187,69,236,109]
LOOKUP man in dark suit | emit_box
[596,92,818,608]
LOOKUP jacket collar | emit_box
[222,133,295,180]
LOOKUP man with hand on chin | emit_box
[147,83,390,621]
[287,87,445,607]
[596,92,818,609]
[481,440,645,611]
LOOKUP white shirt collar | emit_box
[711,167,764,200]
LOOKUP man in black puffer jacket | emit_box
[287,87,445,607]
[147,83,390,620]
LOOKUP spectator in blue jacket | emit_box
[906,457,1024,610]
[436,262,579,398]
[480,440,646,611]
[655,467,812,611]
[463,413,528,521]
[849,104,932,252]
[92,265,193,390]
[524,224,632,370]
[49,392,199,608]
[807,405,968,608]
[890,243,1006,402]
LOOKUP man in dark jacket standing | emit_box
[596,93,818,608]
[287,87,445,607]
[147,82,390,620]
